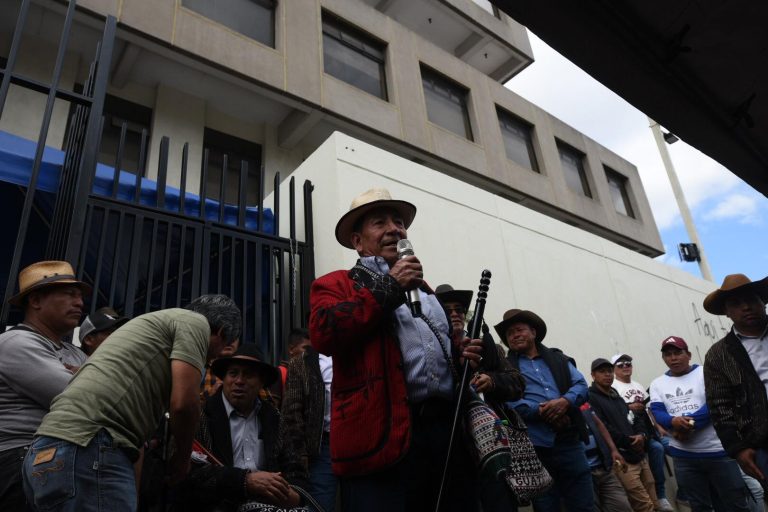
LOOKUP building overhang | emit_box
[494,0,768,197]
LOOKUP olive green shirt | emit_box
[37,309,209,456]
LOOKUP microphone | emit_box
[396,239,421,317]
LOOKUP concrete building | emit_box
[0,0,728,375]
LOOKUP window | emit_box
[472,0,501,18]
[497,107,538,172]
[421,66,473,140]
[322,14,387,100]
[65,92,152,175]
[182,0,276,48]
[557,142,591,197]
[203,128,262,205]
[605,167,635,217]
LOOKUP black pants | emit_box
[341,398,480,512]
[0,446,32,512]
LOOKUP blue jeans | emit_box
[647,438,667,499]
[22,430,136,512]
[532,440,594,512]
[673,456,750,512]
[309,435,337,512]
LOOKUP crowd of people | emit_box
[0,188,766,512]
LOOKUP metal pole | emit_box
[648,118,714,282]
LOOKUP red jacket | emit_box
[309,265,411,476]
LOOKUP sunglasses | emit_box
[615,362,632,369]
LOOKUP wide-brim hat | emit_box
[211,343,279,387]
[703,274,768,315]
[9,261,91,307]
[435,284,473,311]
[494,309,547,345]
[335,188,417,249]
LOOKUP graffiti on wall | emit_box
[691,302,728,341]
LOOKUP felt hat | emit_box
[494,308,547,344]
[703,274,768,315]
[78,307,129,343]
[334,188,416,249]
[9,261,91,307]
[435,284,473,312]
[211,343,279,386]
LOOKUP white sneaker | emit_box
[657,498,675,511]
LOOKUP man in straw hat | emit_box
[0,261,89,511]
[498,308,594,511]
[702,273,768,483]
[309,188,484,511]
[22,294,242,511]
[175,344,310,511]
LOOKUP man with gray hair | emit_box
[22,294,242,512]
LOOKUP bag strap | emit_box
[291,485,325,512]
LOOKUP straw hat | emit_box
[9,261,91,307]
[703,274,768,315]
[494,308,547,344]
[335,188,416,249]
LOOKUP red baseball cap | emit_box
[661,336,688,351]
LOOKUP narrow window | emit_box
[557,142,591,197]
[497,107,538,172]
[605,167,635,217]
[322,13,388,100]
[182,0,276,48]
[421,66,473,140]
[203,128,262,205]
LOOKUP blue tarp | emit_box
[0,130,274,233]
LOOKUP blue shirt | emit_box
[507,356,588,447]
[360,256,454,402]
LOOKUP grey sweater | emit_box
[0,326,85,451]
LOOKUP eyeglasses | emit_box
[615,362,632,369]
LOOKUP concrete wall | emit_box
[276,133,728,386]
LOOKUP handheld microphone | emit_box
[396,239,421,317]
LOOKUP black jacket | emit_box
[507,343,588,443]
[588,384,646,464]
[174,390,307,512]
[704,329,768,457]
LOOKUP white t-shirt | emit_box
[649,366,724,454]
[612,379,647,405]
[319,353,333,433]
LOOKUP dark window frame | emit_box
[605,166,635,218]
[557,141,592,198]
[421,65,474,141]
[322,12,388,100]
[497,107,539,172]
[203,127,263,205]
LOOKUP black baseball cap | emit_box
[591,358,613,372]
[78,308,129,343]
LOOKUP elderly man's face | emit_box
[443,301,466,335]
[28,285,84,332]
[506,322,536,354]
[351,207,407,265]
[725,291,767,332]
[223,362,263,415]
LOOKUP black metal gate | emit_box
[0,0,315,362]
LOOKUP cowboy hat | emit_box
[494,309,547,344]
[703,274,768,315]
[335,188,417,249]
[434,284,473,312]
[210,343,279,387]
[9,261,91,307]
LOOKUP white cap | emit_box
[610,353,632,365]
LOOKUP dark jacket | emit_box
[704,329,768,457]
[175,390,306,511]
[588,384,646,464]
[281,346,326,473]
[582,405,614,471]
[507,344,588,442]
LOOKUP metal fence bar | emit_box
[175,226,188,307]
[238,161,247,228]
[76,204,94,280]
[199,149,209,219]
[179,143,189,214]
[0,0,30,117]
[90,209,112,311]
[241,240,248,342]
[156,136,169,209]
[160,223,173,308]
[219,155,227,223]
[273,172,280,236]
[217,232,224,292]
[123,212,144,317]
[253,241,263,349]
[134,129,147,204]
[230,237,236,297]
[107,210,126,306]
[144,219,159,312]
[112,122,127,198]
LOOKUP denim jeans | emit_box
[22,430,136,512]
[673,456,751,512]
[308,435,337,512]
[647,438,667,499]
[532,439,594,512]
